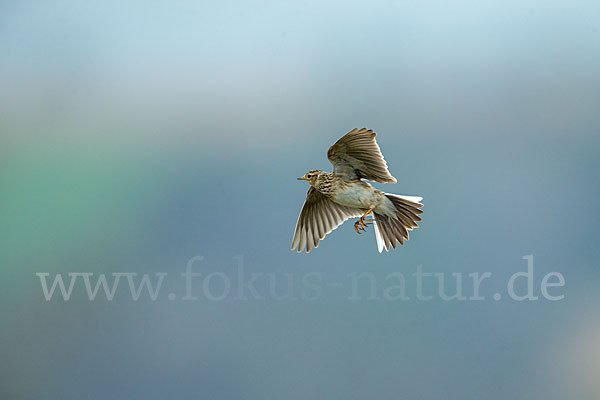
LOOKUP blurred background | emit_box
[1,1,599,399]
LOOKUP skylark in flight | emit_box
[291,128,423,253]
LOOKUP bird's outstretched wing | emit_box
[327,128,397,183]
[291,187,363,253]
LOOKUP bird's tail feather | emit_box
[373,194,423,252]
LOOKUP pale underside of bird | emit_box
[291,128,423,253]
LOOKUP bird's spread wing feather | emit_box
[291,187,363,253]
[327,128,397,183]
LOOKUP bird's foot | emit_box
[353,217,372,234]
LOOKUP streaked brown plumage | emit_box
[291,128,423,253]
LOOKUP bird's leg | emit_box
[354,207,375,234]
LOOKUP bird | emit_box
[291,128,423,253]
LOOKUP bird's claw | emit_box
[354,222,363,234]
[353,216,372,234]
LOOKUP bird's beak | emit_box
[297,177,308,181]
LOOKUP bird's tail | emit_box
[373,194,423,252]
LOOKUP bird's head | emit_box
[297,169,324,186]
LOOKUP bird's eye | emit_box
[307,174,312,178]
